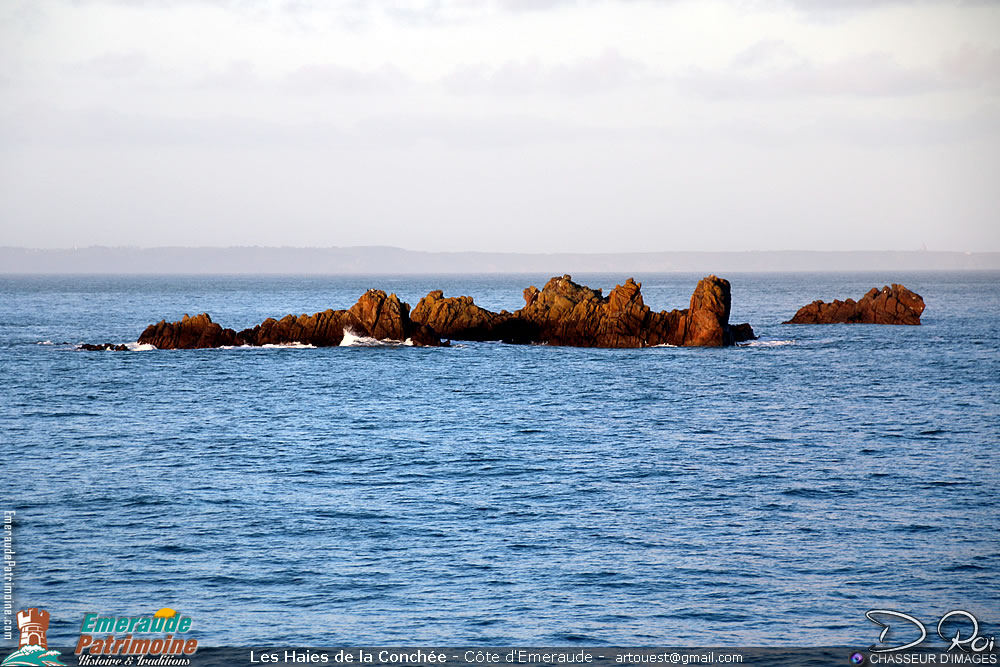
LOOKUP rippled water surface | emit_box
[2,272,998,646]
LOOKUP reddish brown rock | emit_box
[512,275,646,347]
[410,290,510,341]
[343,289,444,347]
[784,284,925,325]
[135,291,446,349]
[138,313,241,349]
[236,309,355,347]
[409,274,755,347]
[510,274,754,347]
[643,276,718,346]
[107,275,756,350]
[349,289,412,341]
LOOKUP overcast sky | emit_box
[1,0,998,253]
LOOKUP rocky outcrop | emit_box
[347,289,441,347]
[784,284,925,325]
[410,291,511,341]
[79,343,129,351]
[93,275,755,350]
[135,290,446,349]
[137,313,242,349]
[410,274,756,347]
[647,274,737,347]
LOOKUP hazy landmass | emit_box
[1,246,998,274]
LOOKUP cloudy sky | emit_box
[1,0,998,253]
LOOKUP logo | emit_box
[1,608,65,667]
[866,609,996,653]
[75,607,198,664]
[849,651,866,664]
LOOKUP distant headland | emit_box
[3,246,999,274]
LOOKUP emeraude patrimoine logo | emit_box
[75,608,198,658]
[2,608,65,667]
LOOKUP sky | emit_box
[0,0,998,253]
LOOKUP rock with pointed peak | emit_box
[410,274,755,347]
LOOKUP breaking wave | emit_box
[70,342,157,351]
[339,330,401,347]
[740,339,796,347]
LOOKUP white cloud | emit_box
[0,0,998,251]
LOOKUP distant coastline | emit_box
[2,246,998,274]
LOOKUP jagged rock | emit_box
[237,309,355,347]
[411,290,510,341]
[349,290,410,341]
[79,343,130,351]
[409,274,755,347]
[513,275,647,347]
[784,284,925,325]
[101,275,756,351]
[134,292,446,349]
[730,323,757,343]
[647,275,739,347]
[138,313,241,349]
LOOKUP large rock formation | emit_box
[784,284,925,325]
[86,275,755,350]
[410,274,756,347]
[135,290,444,349]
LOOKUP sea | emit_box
[1,271,998,647]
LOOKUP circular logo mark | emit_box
[850,652,866,665]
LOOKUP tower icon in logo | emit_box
[1,609,64,667]
[16,609,49,649]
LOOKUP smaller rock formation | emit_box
[784,284,924,325]
[136,290,446,349]
[138,313,241,349]
[79,343,129,351]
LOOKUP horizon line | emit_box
[4,246,998,274]
[3,245,997,255]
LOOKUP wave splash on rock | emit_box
[134,288,442,349]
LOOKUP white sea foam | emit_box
[37,340,54,345]
[740,339,796,347]
[339,329,401,347]
[72,341,157,351]
[260,342,316,349]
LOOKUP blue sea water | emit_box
[1,272,998,647]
